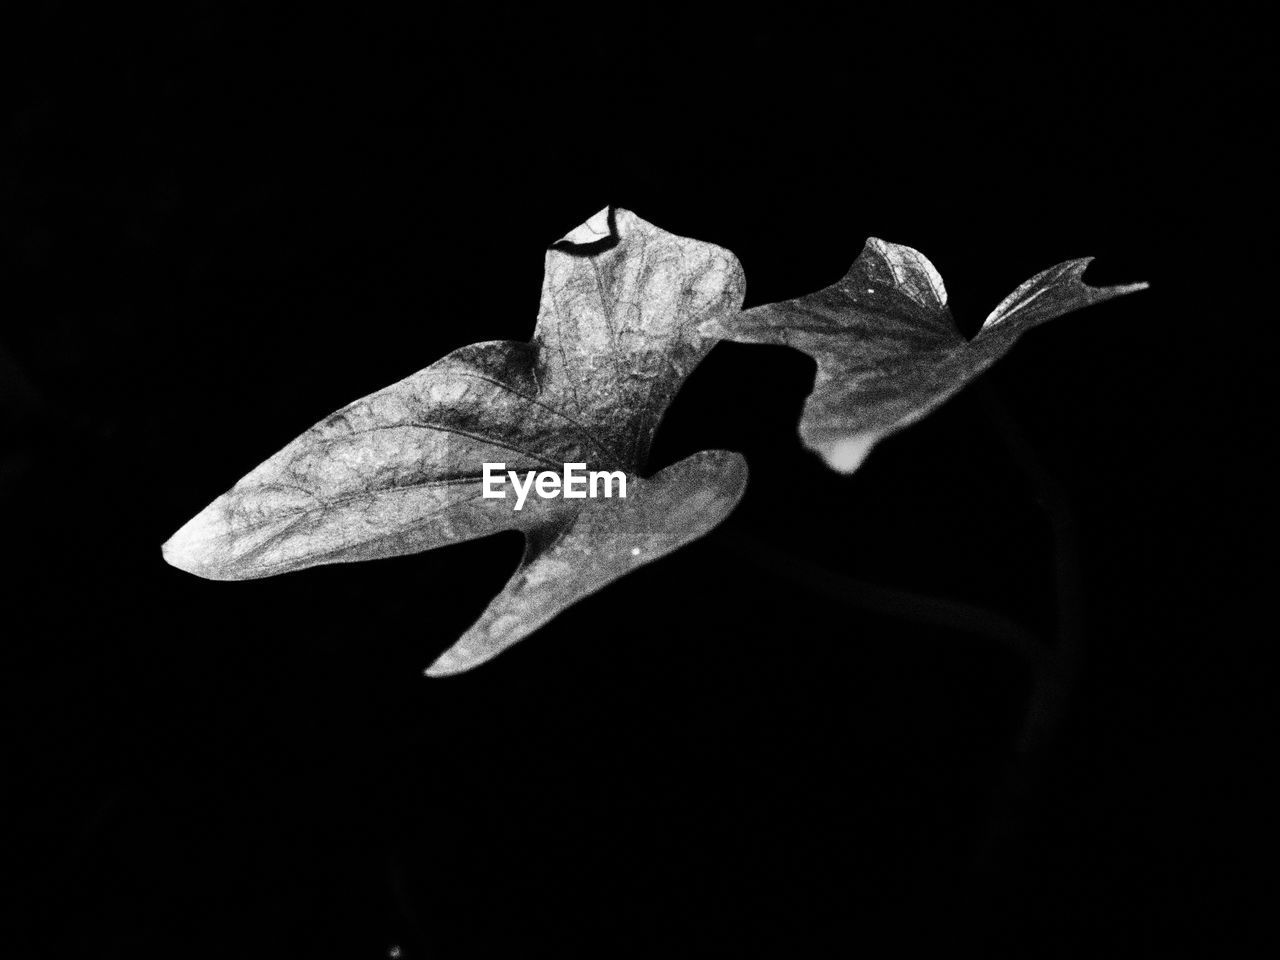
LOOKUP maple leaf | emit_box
[706,238,1147,473]
[162,207,748,676]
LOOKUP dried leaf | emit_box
[163,207,748,675]
[707,238,1147,473]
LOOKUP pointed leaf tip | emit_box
[424,450,748,676]
[981,257,1149,332]
[817,433,880,474]
[161,498,235,580]
[863,237,948,309]
[558,206,614,246]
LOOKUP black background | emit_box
[1,6,1269,957]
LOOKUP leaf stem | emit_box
[734,389,1080,756]
[978,384,1081,757]
[729,531,1049,673]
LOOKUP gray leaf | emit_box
[163,206,748,674]
[426,450,747,676]
[707,238,1147,473]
